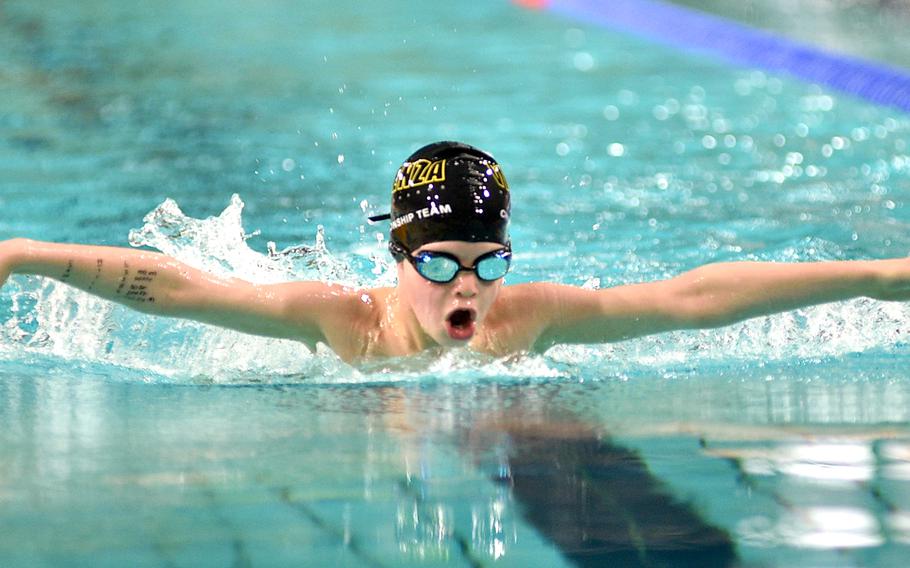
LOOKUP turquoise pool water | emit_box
[3,0,910,565]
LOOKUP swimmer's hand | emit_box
[0,238,366,350]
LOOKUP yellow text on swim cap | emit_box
[489,163,508,191]
[393,159,446,192]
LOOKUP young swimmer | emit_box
[1,140,910,363]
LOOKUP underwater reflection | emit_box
[463,408,737,567]
[706,437,910,554]
[381,384,738,567]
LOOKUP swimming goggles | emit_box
[390,242,512,283]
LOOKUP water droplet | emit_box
[573,52,595,72]
[618,90,638,105]
[851,127,869,142]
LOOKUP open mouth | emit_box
[445,308,476,341]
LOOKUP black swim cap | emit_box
[383,141,510,257]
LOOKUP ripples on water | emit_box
[1,193,908,386]
[3,2,910,565]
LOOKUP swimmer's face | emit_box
[396,240,507,347]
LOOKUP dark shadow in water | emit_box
[509,428,736,567]
[471,416,738,568]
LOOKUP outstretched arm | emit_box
[0,238,350,347]
[533,258,910,349]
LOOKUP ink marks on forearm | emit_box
[124,285,155,303]
[87,259,103,291]
[115,263,158,304]
[134,269,156,284]
[116,262,130,295]
[123,269,157,304]
[58,259,103,291]
[60,260,74,282]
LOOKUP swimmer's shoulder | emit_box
[495,281,571,309]
[489,282,613,352]
[277,282,389,349]
[494,282,592,327]
[483,283,567,352]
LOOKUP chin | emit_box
[433,333,470,347]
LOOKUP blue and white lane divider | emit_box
[518,0,910,112]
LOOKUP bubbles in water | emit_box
[602,105,620,120]
[607,143,625,157]
[572,52,595,72]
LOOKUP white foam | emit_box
[2,195,908,384]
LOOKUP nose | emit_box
[452,270,478,298]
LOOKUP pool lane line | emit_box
[515,0,910,113]
[276,486,391,568]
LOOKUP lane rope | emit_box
[518,0,910,112]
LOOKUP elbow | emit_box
[666,275,738,330]
[154,283,206,317]
[681,302,735,329]
[674,291,755,329]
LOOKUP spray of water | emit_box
[1,194,907,384]
[0,195,563,384]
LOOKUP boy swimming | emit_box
[1,140,909,362]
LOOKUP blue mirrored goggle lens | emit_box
[416,255,460,282]
[476,254,510,280]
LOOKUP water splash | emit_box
[2,195,908,385]
[0,195,565,385]
[127,193,371,286]
[0,195,378,383]
[546,296,910,379]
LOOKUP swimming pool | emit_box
[2,0,910,565]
